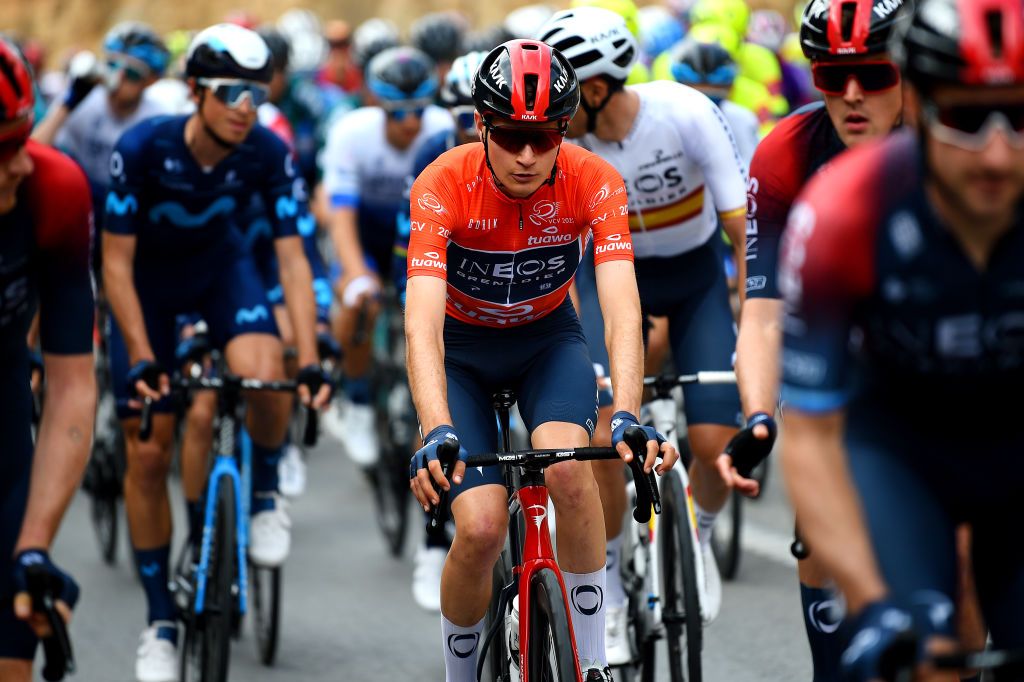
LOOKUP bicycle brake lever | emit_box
[26,568,74,681]
[139,397,154,442]
[428,440,459,531]
[624,426,659,523]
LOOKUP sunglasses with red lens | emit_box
[486,125,564,154]
[811,61,901,96]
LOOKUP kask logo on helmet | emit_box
[488,59,508,90]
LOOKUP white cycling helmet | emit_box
[536,6,638,82]
[504,4,556,39]
[440,50,487,107]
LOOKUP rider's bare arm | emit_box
[405,275,453,433]
[102,232,154,365]
[275,235,320,370]
[735,297,784,417]
[594,259,644,417]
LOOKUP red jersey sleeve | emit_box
[580,155,632,265]
[406,161,460,281]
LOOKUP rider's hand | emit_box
[62,51,101,111]
[12,549,79,638]
[296,363,333,409]
[717,412,777,498]
[339,268,381,309]
[126,359,169,408]
[610,411,678,475]
[839,598,919,682]
[409,426,468,511]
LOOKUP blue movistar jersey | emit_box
[105,115,308,266]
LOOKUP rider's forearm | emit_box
[596,262,644,415]
[102,236,152,363]
[16,355,96,551]
[327,208,365,275]
[405,277,452,432]
[277,239,319,367]
[722,213,747,307]
[781,411,887,613]
[29,104,70,147]
[735,298,783,417]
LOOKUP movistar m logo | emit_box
[276,196,299,219]
[297,213,316,237]
[235,305,269,325]
[149,197,236,228]
[106,193,138,216]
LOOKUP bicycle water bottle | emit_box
[507,594,520,674]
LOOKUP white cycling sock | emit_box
[441,615,484,682]
[604,534,627,608]
[563,568,607,669]
[694,502,717,550]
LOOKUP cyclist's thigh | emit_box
[575,243,612,409]
[109,304,178,419]
[846,435,957,639]
[0,359,36,660]
[445,360,503,505]
[201,251,279,349]
[516,325,598,441]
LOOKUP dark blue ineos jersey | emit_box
[745,102,846,300]
[780,131,1024,425]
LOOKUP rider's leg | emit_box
[272,304,298,378]
[180,390,216,553]
[797,552,844,682]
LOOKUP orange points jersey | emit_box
[406,142,633,328]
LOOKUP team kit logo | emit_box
[417,192,446,216]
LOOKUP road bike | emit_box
[140,369,316,680]
[24,563,75,681]
[431,388,661,682]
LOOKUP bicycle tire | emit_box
[482,547,514,681]
[659,471,703,682]
[711,488,743,581]
[527,568,578,681]
[250,562,281,666]
[183,474,234,682]
[89,490,118,565]
[368,446,410,557]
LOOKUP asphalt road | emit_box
[50,434,812,681]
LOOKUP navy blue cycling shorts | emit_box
[634,238,741,428]
[846,406,1024,650]
[0,351,39,659]
[443,298,598,503]
[109,249,278,418]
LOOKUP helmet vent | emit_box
[524,73,538,109]
[986,10,1004,58]
[613,46,636,69]
[840,2,858,42]
[549,35,586,52]
[568,49,603,70]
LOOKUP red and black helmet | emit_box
[894,0,1024,90]
[0,37,34,140]
[473,39,580,125]
[800,0,910,60]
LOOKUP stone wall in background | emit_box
[2,0,798,67]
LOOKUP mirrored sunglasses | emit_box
[811,61,900,96]
[923,101,1024,151]
[486,124,564,154]
[198,78,270,109]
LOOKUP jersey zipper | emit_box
[518,204,523,231]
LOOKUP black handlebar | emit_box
[25,566,75,681]
[427,425,663,531]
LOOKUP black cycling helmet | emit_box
[892,0,1024,91]
[256,27,291,72]
[800,0,909,61]
[352,18,401,70]
[103,21,170,76]
[186,23,273,83]
[661,37,737,88]
[366,46,438,106]
[410,12,468,64]
[473,39,580,125]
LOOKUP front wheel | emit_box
[710,488,743,581]
[482,548,514,680]
[527,568,578,682]
[367,446,410,557]
[658,471,703,682]
[250,562,281,665]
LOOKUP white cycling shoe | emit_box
[324,399,379,466]
[278,444,307,497]
[701,542,722,625]
[249,495,291,567]
[604,602,632,666]
[411,545,446,612]
[135,622,179,682]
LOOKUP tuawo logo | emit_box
[529,200,560,226]
[417,192,445,215]
[410,250,446,270]
[594,240,632,256]
[527,233,573,246]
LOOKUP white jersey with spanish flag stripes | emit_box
[575,80,748,259]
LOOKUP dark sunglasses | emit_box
[328,38,351,50]
[922,101,1024,151]
[811,61,900,96]
[387,107,426,122]
[107,58,148,83]
[198,78,270,109]
[0,130,29,163]
[486,124,564,154]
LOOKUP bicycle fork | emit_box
[194,454,247,617]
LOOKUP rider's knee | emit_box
[453,505,508,565]
[546,460,598,511]
[125,437,172,490]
